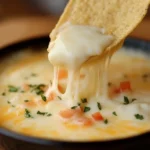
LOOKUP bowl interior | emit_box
[0,37,149,146]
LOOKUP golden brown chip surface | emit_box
[50,0,149,50]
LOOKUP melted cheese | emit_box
[0,47,149,141]
[48,24,114,69]
[47,24,114,106]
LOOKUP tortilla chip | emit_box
[50,0,149,50]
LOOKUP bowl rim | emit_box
[0,37,149,147]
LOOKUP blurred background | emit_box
[0,0,68,18]
[0,0,150,48]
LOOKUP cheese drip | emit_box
[47,24,114,105]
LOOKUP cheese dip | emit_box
[0,46,149,141]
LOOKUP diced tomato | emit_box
[40,85,48,92]
[58,84,64,93]
[79,105,84,112]
[38,100,47,105]
[59,107,83,119]
[25,101,36,107]
[80,74,85,79]
[114,88,121,94]
[47,92,56,101]
[75,107,83,114]
[58,69,68,80]
[59,109,75,118]
[22,84,30,91]
[120,81,131,92]
[92,112,104,121]
[77,117,93,126]
[109,81,131,99]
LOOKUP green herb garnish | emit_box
[37,111,52,117]
[29,84,37,88]
[112,111,117,116]
[25,109,33,118]
[24,100,29,102]
[8,85,18,92]
[104,119,108,124]
[131,98,137,102]
[134,114,144,120]
[57,96,62,100]
[84,107,91,112]
[81,98,87,103]
[31,73,37,77]
[29,84,45,95]
[123,96,130,105]
[7,101,11,104]
[36,90,44,95]
[123,96,137,104]
[47,113,52,116]
[97,102,102,110]
[71,106,77,109]
[2,92,6,96]
[41,95,47,102]
[37,111,47,116]
[7,101,15,107]
[78,103,81,106]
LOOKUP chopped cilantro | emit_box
[123,96,137,104]
[134,114,144,120]
[57,96,62,100]
[29,84,46,95]
[123,96,130,105]
[84,107,90,112]
[47,113,52,117]
[131,98,137,102]
[8,85,18,92]
[25,109,33,118]
[104,119,108,124]
[41,95,47,102]
[112,111,117,116]
[7,101,15,107]
[97,102,102,110]
[29,84,37,88]
[37,111,47,116]
[37,111,52,117]
[2,92,6,96]
[71,106,77,109]
[31,73,37,77]
[36,90,44,95]
[78,102,81,106]
[7,101,11,104]
[24,100,29,102]
[81,98,87,103]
